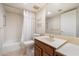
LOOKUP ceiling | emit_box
[4,3,79,17]
[4,3,46,13]
[4,5,23,15]
[46,3,79,18]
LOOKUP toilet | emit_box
[21,40,34,56]
[21,33,40,56]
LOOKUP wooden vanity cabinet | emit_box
[42,51,50,56]
[34,45,42,56]
[34,39,56,56]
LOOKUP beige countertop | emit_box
[35,35,79,56]
[35,36,67,49]
[56,43,79,56]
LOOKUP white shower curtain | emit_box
[21,10,34,42]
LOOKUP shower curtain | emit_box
[21,10,35,42]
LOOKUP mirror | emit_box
[45,3,79,37]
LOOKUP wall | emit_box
[76,8,79,37]
[35,8,46,34]
[46,9,77,36]
[5,12,23,43]
[0,4,5,28]
[61,10,76,36]
[0,4,23,53]
[46,16,60,33]
[30,12,36,34]
[0,4,5,53]
[54,35,79,45]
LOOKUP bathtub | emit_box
[2,41,21,52]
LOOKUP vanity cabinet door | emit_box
[34,45,42,56]
[43,51,50,56]
[42,44,55,56]
[34,39,56,56]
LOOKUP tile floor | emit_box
[1,48,34,56]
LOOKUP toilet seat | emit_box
[23,40,34,47]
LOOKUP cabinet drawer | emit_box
[35,39,45,49]
[35,39,55,55]
[34,45,42,56]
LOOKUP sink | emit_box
[40,37,68,48]
[50,38,68,48]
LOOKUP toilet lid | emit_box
[23,40,34,46]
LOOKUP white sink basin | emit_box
[51,38,67,48]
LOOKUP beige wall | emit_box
[46,16,60,33]
[35,8,46,34]
[54,35,79,45]
[0,4,5,28]
[32,13,36,33]
[0,4,23,52]
[76,8,79,37]
[61,9,76,36]
[46,9,78,36]
[0,4,5,51]
[5,12,23,43]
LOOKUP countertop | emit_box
[56,43,79,56]
[35,36,79,56]
[35,36,67,49]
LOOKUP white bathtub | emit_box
[2,42,21,52]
